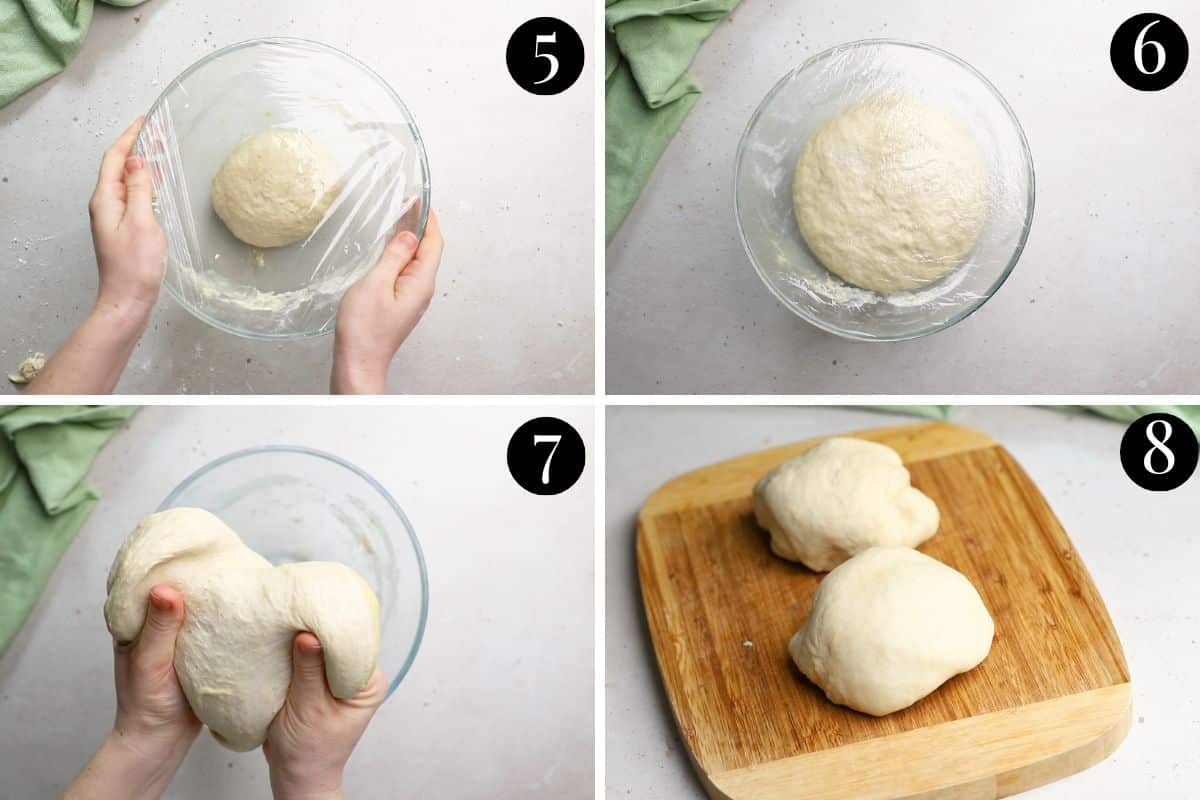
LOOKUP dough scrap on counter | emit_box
[8,352,45,384]
[753,437,938,571]
[792,93,990,293]
[104,507,380,751]
[789,546,994,716]
[211,129,341,248]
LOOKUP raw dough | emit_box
[790,546,994,716]
[754,437,939,571]
[211,129,341,248]
[792,93,990,293]
[104,508,380,751]
[8,352,45,384]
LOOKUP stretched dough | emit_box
[104,508,380,751]
[754,437,938,571]
[790,546,994,716]
[792,94,990,293]
[211,129,341,248]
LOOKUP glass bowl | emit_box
[135,37,431,340]
[734,40,1035,341]
[159,445,428,696]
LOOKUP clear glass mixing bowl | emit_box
[734,40,1035,341]
[135,37,431,340]
[158,446,428,696]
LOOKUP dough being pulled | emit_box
[792,93,990,293]
[104,508,380,751]
[790,546,994,716]
[753,437,938,571]
[211,129,341,248]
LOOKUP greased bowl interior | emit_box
[160,445,428,696]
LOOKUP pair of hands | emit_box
[64,585,386,800]
[30,117,443,395]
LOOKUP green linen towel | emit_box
[605,0,741,242]
[0,0,149,108]
[0,405,136,657]
[871,405,1199,430]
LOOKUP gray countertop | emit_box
[0,405,594,799]
[606,406,1200,797]
[607,0,1200,394]
[0,1,594,394]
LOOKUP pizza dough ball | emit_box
[104,508,380,751]
[790,546,994,716]
[753,437,938,572]
[211,129,341,248]
[792,94,990,293]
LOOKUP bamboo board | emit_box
[636,422,1131,800]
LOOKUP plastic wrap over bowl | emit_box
[136,37,430,339]
[734,40,1035,341]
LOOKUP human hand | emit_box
[89,116,166,326]
[111,584,201,756]
[263,632,388,800]
[60,585,198,800]
[331,209,444,394]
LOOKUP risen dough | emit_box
[754,437,938,572]
[211,129,341,248]
[104,508,380,751]
[790,546,994,716]
[792,94,990,293]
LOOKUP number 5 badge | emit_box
[507,17,586,96]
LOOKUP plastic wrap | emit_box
[734,40,1034,341]
[135,38,430,339]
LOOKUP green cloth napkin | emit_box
[872,405,1200,430]
[0,0,148,108]
[605,0,741,242]
[0,405,136,657]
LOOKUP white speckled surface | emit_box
[0,406,594,799]
[607,0,1200,394]
[0,0,594,394]
[607,406,1200,797]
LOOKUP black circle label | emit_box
[1120,413,1199,492]
[1111,13,1189,91]
[506,17,585,96]
[507,417,586,496]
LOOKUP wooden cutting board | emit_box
[636,422,1131,800]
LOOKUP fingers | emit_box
[121,155,156,228]
[91,116,145,226]
[132,584,185,672]
[358,229,420,295]
[288,631,332,708]
[399,209,444,287]
[97,116,145,188]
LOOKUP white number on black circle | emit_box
[1135,20,1168,75]
[534,434,563,484]
[534,33,560,85]
[1144,419,1176,475]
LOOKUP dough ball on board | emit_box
[789,546,995,716]
[211,129,342,248]
[792,93,990,293]
[753,437,938,572]
[104,508,380,751]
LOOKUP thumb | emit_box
[365,230,420,295]
[122,156,155,227]
[289,632,332,707]
[135,584,185,670]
